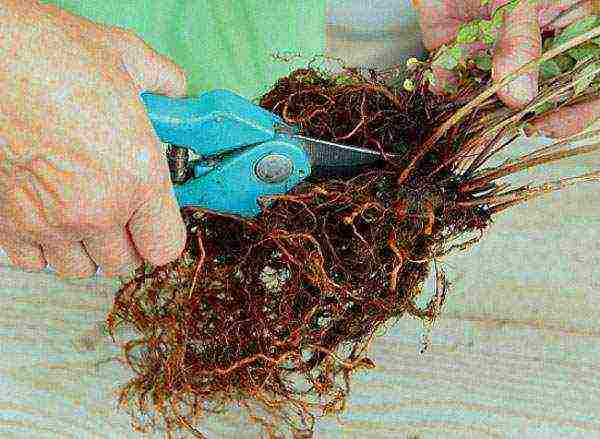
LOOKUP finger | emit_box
[108,28,187,97]
[540,0,594,29]
[41,241,97,278]
[492,0,541,109]
[84,228,142,277]
[127,190,186,266]
[0,234,46,272]
[412,0,470,50]
[526,98,600,138]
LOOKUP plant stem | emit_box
[460,141,600,193]
[398,26,600,184]
[475,171,600,213]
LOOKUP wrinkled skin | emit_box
[0,1,596,278]
[413,0,599,137]
[0,0,187,277]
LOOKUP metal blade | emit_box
[295,135,385,168]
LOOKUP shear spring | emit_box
[167,145,190,184]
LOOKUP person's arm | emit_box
[0,0,187,277]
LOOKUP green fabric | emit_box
[45,0,326,99]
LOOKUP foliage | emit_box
[427,2,599,93]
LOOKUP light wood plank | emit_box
[1,132,599,438]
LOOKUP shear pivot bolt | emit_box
[167,145,190,184]
[255,154,293,184]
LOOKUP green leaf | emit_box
[433,45,463,70]
[474,55,493,71]
[457,21,481,44]
[478,19,497,43]
[517,121,534,133]
[424,69,436,87]
[567,43,600,62]
[574,62,600,96]
[490,8,505,29]
[392,141,409,154]
[554,54,576,72]
[552,15,599,48]
[479,20,493,33]
[479,19,497,44]
[482,33,496,44]
[481,0,491,5]
[443,81,459,95]
[594,36,600,45]
[539,59,562,80]
[534,101,554,115]
[506,0,520,12]
[333,74,357,86]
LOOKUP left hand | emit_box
[413,0,599,137]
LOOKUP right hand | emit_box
[0,0,187,277]
[413,0,599,137]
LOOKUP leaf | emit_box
[479,19,493,33]
[403,78,415,92]
[490,8,505,29]
[552,15,599,48]
[518,121,534,133]
[554,54,576,73]
[424,69,436,87]
[474,55,493,71]
[478,19,497,44]
[539,59,562,80]
[481,0,491,5]
[333,74,356,86]
[442,82,459,95]
[457,21,481,44]
[505,0,520,13]
[534,101,554,115]
[433,45,463,70]
[567,43,600,62]
[392,141,409,154]
[574,62,600,96]
[481,31,496,44]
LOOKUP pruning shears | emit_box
[141,89,385,217]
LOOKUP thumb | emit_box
[492,0,541,109]
[108,27,187,97]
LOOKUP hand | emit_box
[0,1,187,277]
[413,0,599,137]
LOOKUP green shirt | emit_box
[46,0,327,98]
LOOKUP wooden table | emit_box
[1,133,599,438]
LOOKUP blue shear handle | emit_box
[173,137,311,217]
[140,90,285,156]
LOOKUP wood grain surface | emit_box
[1,130,599,439]
[1,2,599,437]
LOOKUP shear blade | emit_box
[295,135,388,178]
